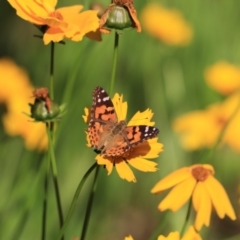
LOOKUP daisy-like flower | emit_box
[0,58,48,151]
[141,3,193,46]
[99,0,141,34]
[8,0,100,44]
[205,61,240,95]
[173,93,240,152]
[151,164,236,230]
[83,92,163,182]
[158,226,201,240]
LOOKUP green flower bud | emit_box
[106,6,132,30]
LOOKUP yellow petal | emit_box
[43,28,65,44]
[57,5,83,18]
[143,138,164,158]
[115,161,136,182]
[128,157,158,172]
[82,107,89,123]
[124,235,134,240]
[192,182,211,230]
[158,177,196,212]
[205,175,236,220]
[128,108,155,126]
[182,226,202,240]
[8,0,45,24]
[151,167,192,193]
[95,155,113,175]
[112,93,127,121]
[157,232,180,240]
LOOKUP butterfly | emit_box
[87,86,159,157]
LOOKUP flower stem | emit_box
[41,150,50,240]
[109,32,119,96]
[80,165,100,240]
[46,125,64,240]
[180,199,192,237]
[50,42,54,100]
[56,162,97,240]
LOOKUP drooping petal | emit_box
[192,182,212,230]
[181,226,202,240]
[158,177,196,212]
[205,175,236,220]
[124,235,134,240]
[115,161,136,182]
[157,232,180,240]
[43,28,65,44]
[151,167,192,193]
[128,157,158,172]
[128,108,155,126]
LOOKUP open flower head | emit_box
[83,89,163,182]
[173,93,240,152]
[99,0,141,34]
[8,0,100,44]
[152,164,236,230]
[0,58,48,151]
[205,61,240,95]
[141,3,192,46]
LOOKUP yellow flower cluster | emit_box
[141,3,193,46]
[0,59,47,151]
[173,61,240,152]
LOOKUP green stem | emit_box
[109,32,119,96]
[46,125,64,240]
[50,42,54,100]
[80,165,100,240]
[41,150,50,240]
[56,162,97,240]
[180,200,192,237]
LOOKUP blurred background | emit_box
[1,0,240,239]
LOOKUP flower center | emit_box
[191,166,211,181]
[48,11,63,20]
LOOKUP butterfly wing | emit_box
[88,86,118,149]
[124,125,159,147]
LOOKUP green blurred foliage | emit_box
[1,0,240,239]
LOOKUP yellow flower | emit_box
[83,92,163,182]
[205,61,240,95]
[8,0,100,44]
[124,235,134,240]
[141,3,193,46]
[173,93,240,151]
[0,58,48,151]
[157,226,201,240]
[151,164,236,230]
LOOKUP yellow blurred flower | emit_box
[8,0,100,44]
[157,226,201,240]
[173,93,240,151]
[152,164,236,230]
[124,235,134,240]
[141,3,193,46]
[83,91,163,182]
[205,61,240,95]
[0,58,47,151]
